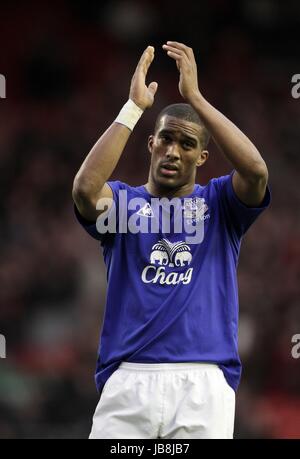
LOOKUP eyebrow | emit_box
[158,129,198,146]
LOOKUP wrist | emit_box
[186,89,204,104]
[187,90,207,111]
[115,99,144,131]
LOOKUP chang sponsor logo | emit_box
[141,239,194,285]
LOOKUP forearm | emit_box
[73,122,131,199]
[190,92,268,180]
[73,45,157,206]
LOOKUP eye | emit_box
[182,142,194,150]
[160,134,172,143]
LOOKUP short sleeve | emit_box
[73,180,125,243]
[215,172,271,238]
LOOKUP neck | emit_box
[145,176,195,198]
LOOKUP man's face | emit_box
[148,115,208,192]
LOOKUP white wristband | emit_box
[115,99,144,131]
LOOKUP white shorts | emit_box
[89,362,235,439]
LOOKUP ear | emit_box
[196,150,209,167]
[148,135,154,154]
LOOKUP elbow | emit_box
[255,160,269,184]
[72,175,82,204]
[248,159,269,186]
[72,174,92,206]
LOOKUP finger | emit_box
[164,41,193,59]
[163,45,188,62]
[164,51,183,72]
[165,41,190,50]
[163,47,186,67]
[165,50,182,61]
[136,46,155,75]
[138,45,154,63]
[163,46,185,59]
[148,81,158,96]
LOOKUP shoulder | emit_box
[206,173,232,189]
[195,173,232,197]
[107,181,150,204]
[107,181,145,194]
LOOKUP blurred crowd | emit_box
[0,0,300,438]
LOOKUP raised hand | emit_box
[163,41,200,102]
[129,46,158,110]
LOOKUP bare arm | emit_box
[163,41,268,207]
[72,46,158,221]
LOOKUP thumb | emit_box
[148,81,158,96]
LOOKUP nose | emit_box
[165,143,180,161]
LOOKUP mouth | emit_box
[159,162,179,177]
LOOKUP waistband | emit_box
[119,362,219,372]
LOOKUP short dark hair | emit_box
[154,103,210,149]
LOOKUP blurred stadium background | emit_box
[0,0,300,439]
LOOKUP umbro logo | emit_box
[137,203,154,218]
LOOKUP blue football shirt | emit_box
[74,172,270,393]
